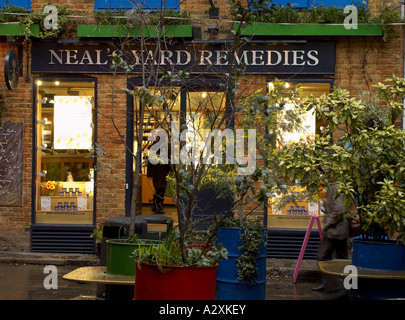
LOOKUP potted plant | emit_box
[277,75,405,274]
[131,230,227,300]
[215,217,267,300]
[124,74,305,300]
[99,1,307,300]
[211,79,306,300]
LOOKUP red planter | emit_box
[134,262,217,300]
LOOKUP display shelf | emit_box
[35,210,94,224]
[39,196,93,211]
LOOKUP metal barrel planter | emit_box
[134,262,218,300]
[351,239,405,300]
[352,239,405,271]
[215,226,267,300]
[106,239,161,276]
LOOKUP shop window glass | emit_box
[0,0,30,10]
[133,87,226,207]
[34,80,95,225]
[267,81,330,229]
[95,0,179,11]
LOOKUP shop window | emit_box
[0,0,30,10]
[94,0,179,11]
[132,86,226,206]
[34,79,96,225]
[267,80,331,229]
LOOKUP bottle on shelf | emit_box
[67,172,74,182]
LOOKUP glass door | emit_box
[34,79,96,225]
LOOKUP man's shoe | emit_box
[312,284,327,291]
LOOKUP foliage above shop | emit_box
[0,1,403,41]
[0,3,77,42]
[94,8,190,26]
[231,0,403,41]
[233,0,401,24]
[0,4,190,41]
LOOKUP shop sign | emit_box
[31,40,335,75]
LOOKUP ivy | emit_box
[220,217,266,285]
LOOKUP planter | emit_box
[133,262,217,300]
[215,226,267,300]
[233,23,383,36]
[106,239,160,276]
[352,239,405,271]
[351,239,405,300]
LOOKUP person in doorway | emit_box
[147,135,171,214]
[312,183,350,292]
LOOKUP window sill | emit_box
[234,23,383,36]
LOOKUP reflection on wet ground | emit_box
[0,262,342,300]
[0,263,97,300]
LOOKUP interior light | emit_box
[285,82,290,88]
[268,82,274,90]
[202,92,207,98]
[37,80,42,86]
[37,144,47,150]
[55,81,60,86]
[36,117,48,125]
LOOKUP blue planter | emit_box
[216,226,267,300]
[352,239,405,271]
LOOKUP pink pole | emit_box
[293,215,317,284]
[315,216,323,241]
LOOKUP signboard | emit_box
[53,96,93,150]
[31,40,335,75]
[0,122,23,206]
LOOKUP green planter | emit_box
[234,23,383,36]
[106,239,160,276]
[0,23,40,36]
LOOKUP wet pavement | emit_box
[0,263,98,300]
[0,261,342,300]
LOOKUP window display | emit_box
[34,79,96,224]
[267,81,330,229]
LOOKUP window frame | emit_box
[125,77,232,216]
[0,0,31,10]
[31,75,98,226]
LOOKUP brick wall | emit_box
[93,74,127,226]
[0,44,33,250]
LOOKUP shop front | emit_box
[28,38,336,255]
[122,39,337,257]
